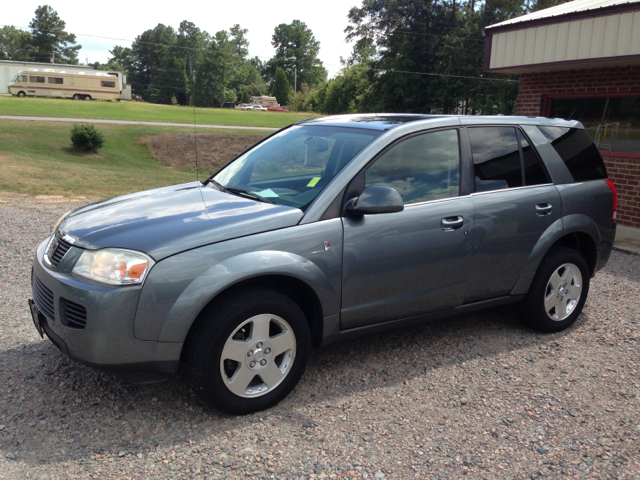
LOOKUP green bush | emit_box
[70,123,105,153]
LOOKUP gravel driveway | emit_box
[1,193,638,480]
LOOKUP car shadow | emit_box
[0,304,588,468]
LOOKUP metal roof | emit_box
[0,59,95,70]
[487,0,640,29]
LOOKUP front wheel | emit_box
[17,91,26,98]
[187,288,311,414]
[522,246,590,332]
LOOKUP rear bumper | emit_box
[30,238,180,383]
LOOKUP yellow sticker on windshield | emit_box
[307,177,321,187]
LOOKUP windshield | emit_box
[11,75,19,82]
[212,125,381,210]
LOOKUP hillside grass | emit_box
[0,96,319,128]
[0,120,266,198]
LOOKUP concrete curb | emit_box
[613,244,640,256]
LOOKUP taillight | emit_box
[605,179,617,222]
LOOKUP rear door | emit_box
[341,128,474,329]
[464,126,561,303]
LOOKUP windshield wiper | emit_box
[225,187,274,204]
[208,179,227,192]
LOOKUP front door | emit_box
[341,128,474,329]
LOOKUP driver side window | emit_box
[365,129,461,205]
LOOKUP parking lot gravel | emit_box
[0,192,639,480]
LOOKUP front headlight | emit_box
[72,249,154,286]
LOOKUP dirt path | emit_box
[0,115,278,132]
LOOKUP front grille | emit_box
[60,299,87,329]
[50,237,72,267]
[33,276,55,320]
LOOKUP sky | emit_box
[3,0,359,78]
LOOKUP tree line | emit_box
[2,0,569,114]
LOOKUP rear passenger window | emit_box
[538,127,607,181]
[29,76,45,83]
[518,130,549,186]
[366,129,460,204]
[469,127,522,192]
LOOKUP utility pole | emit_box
[294,66,297,93]
[51,52,54,63]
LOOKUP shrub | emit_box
[70,123,105,153]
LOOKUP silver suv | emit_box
[29,115,617,413]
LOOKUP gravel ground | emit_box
[0,193,639,480]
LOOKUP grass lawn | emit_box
[0,96,319,128]
[0,120,266,199]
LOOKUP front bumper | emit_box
[30,238,179,383]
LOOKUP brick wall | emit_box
[603,154,640,228]
[514,66,640,227]
[515,66,640,117]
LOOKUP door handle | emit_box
[535,203,552,216]
[441,216,464,231]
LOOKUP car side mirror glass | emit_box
[346,185,404,216]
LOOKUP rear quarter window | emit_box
[538,127,607,182]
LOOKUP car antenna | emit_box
[190,53,199,184]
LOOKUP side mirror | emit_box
[346,185,404,216]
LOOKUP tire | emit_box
[187,288,311,414]
[84,95,92,101]
[17,91,26,98]
[522,246,590,332]
[73,94,81,100]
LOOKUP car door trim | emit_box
[470,183,555,196]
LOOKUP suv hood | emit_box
[58,182,303,260]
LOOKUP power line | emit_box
[371,68,518,83]
[396,30,484,42]
[2,25,517,84]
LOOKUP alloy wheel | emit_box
[219,314,296,398]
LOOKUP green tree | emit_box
[264,20,327,90]
[28,5,81,64]
[345,0,520,114]
[0,26,32,61]
[321,63,373,114]
[129,24,182,104]
[271,67,290,106]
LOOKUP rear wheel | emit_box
[73,94,81,100]
[522,246,590,332]
[17,91,26,98]
[83,95,92,101]
[187,288,311,414]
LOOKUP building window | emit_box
[48,77,63,84]
[549,96,640,154]
[29,76,45,83]
[101,81,116,88]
